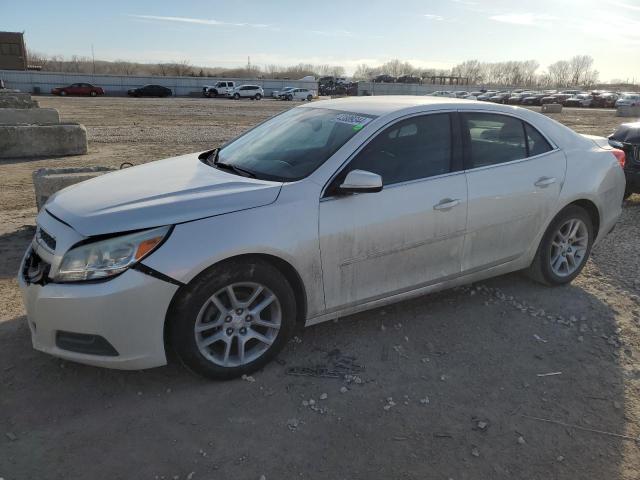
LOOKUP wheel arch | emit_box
[567,198,600,240]
[163,253,308,351]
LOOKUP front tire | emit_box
[60,90,67,96]
[233,93,240,100]
[169,259,297,380]
[527,205,593,285]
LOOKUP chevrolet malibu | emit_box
[20,97,626,379]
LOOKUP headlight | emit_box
[55,226,171,282]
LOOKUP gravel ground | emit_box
[0,97,639,480]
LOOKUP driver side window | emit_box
[347,113,452,186]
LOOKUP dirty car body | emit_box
[19,97,626,377]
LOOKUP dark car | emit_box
[127,85,172,97]
[507,92,534,105]
[541,93,573,105]
[609,122,640,199]
[51,83,104,96]
[488,92,511,104]
[521,93,547,106]
[396,75,421,84]
[372,74,396,83]
[593,92,619,108]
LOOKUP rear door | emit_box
[319,112,468,310]
[460,111,566,272]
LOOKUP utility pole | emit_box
[91,44,95,75]
[247,56,251,72]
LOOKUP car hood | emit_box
[45,152,283,237]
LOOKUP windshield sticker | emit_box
[334,113,373,129]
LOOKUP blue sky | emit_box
[3,0,640,81]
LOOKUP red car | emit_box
[51,83,104,96]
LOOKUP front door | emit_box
[319,112,468,311]
[460,112,566,272]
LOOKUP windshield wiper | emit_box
[214,161,256,178]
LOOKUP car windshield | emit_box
[215,107,376,182]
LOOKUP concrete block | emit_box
[616,105,640,118]
[0,92,39,109]
[32,166,115,210]
[541,104,563,113]
[0,107,59,125]
[0,123,88,158]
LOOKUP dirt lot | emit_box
[1,97,639,480]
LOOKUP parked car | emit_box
[508,92,534,105]
[281,88,315,101]
[541,93,573,105]
[609,122,640,198]
[592,93,618,108]
[230,85,264,100]
[203,81,235,98]
[521,93,547,106]
[51,83,104,97]
[396,75,421,84]
[615,93,640,107]
[372,74,396,83]
[272,86,294,98]
[564,94,594,108]
[477,91,498,101]
[428,91,453,97]
[488,92,512,104]
[19,97,626,379]
[127,85,172,97]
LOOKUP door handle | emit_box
[433,198,460,211]
[534,176,557,188]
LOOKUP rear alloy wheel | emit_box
[169,259,296,379]
[306,94,313,101]
[527,205,593,285]
[90,91,97,97]
[254,93,262,100]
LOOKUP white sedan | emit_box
[20,97,625,379]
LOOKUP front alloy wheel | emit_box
[195,282,281,367]
[169,259,296,379]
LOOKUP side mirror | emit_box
[338,169,383,194]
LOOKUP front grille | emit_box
[36,226,56,252]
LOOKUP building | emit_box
[0,31,27,70]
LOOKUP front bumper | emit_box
[19,263,178,370]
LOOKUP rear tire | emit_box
[90,91,97,97]
[306,94,313,101]
[169,259,297,380]
[255,93,262,100]
[527,205,594,286]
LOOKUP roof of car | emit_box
[303,95,481,116]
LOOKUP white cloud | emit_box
[127,14,270,28]
[489,13,558,26]
[424,14,444,21]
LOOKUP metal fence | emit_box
[0,70,319,97]
[356,82,518,96]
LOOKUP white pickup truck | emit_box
[202,81,235,98]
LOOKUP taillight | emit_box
[611,148,625,168]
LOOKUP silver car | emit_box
[19,96,626,379]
